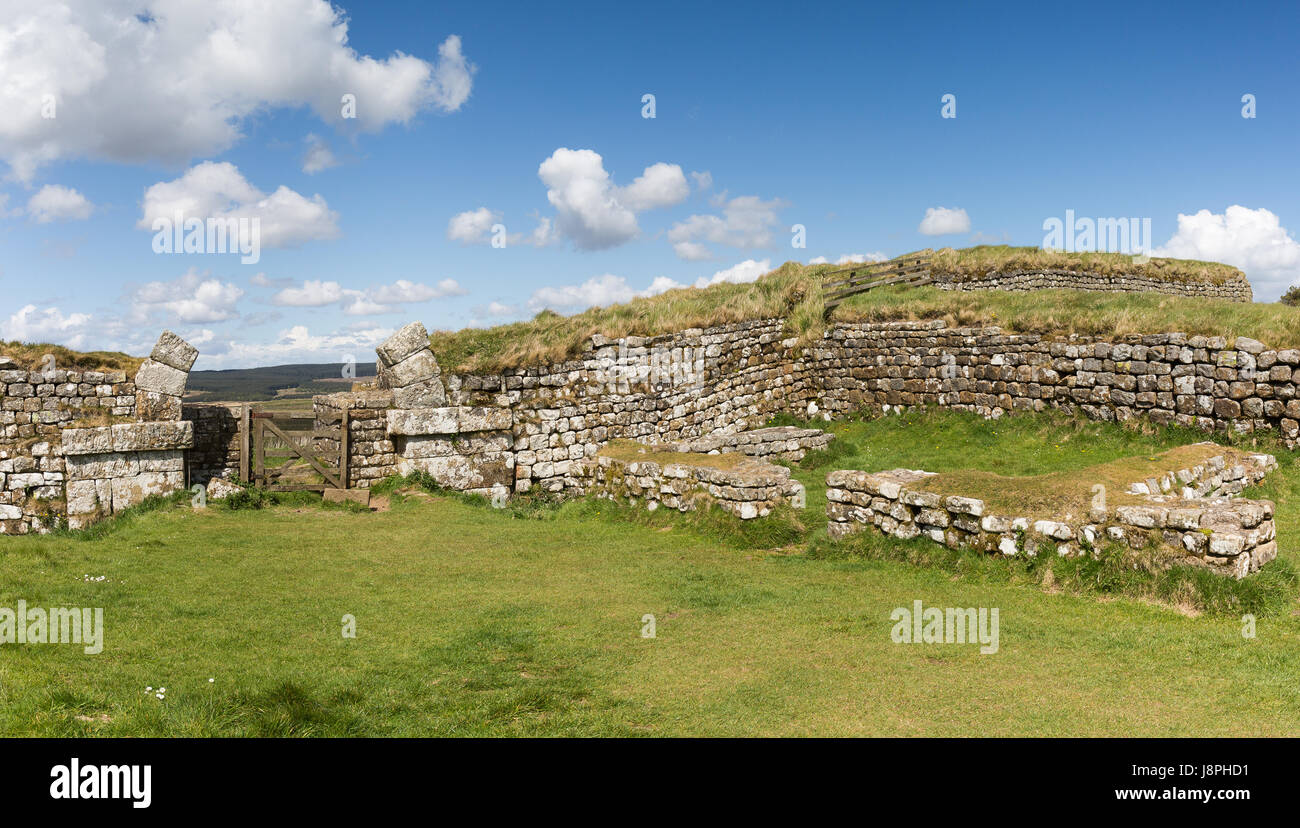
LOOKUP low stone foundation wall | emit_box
[575,451,805,519]
[826,450,1278,578]
[674,425,832,461]
[929,268,1253,302]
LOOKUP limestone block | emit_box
[376,321,431,367]
[134,359,188,396]
[387,407,459,436]
[392,382,448,408]
[150,330,199,372]
[111,471,184,513]
[111,421,193,452]
[385,350,441,388]
[135,390,182,421]
[61,426,115,455]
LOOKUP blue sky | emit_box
[2,0,1298,367]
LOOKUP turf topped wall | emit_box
[928,268,1253,302]
[302,314,1300,508]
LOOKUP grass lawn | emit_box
[2,410,1298,737]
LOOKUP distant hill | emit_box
[186,362,377,401]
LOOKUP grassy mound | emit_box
[0,342,143,373]
[428,247,1269,374]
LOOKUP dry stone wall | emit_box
[0,331,197,534]
[929,268,1253,302]
[826,450,1278,579]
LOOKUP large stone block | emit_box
[385,349,441,388]
[392,381,447,408]
[134,359,188,396]
[136,389,182,421]
[111,471,184,513]
[458,406,512,432]
[387,407,459,436]
[111,421,194,452]
[396,453,513,490]
[150,330,199,372]
[376,322,431,367]
[61,426,115,455]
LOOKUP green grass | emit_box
[424,248,1280,374]
[2,410,1298,737]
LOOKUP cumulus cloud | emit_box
[139,162,339,248]
[537,149,688,250]
[0,304,93,347]
[667,195,786,260]
[447,207,554,247]
[126,269,245,324]
[274,277,465,315]
[526,259,772,314]
[301,133,338,174]
[692,258,772,288]
[447,207,500,244]
[1153,205,1300,300]
[918,206,971,236]
[200,324,396,369]
[0,2,474,180]
[690,171,713,191]
[808,252,887,265]
[618,162,690,211]
[26,184,93,223]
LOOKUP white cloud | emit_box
[524,260,771,314]
[26,184,93,222]
[667,195,786,260]
[200,324,395,369]
[536,148,689,250]
[272,279,345,307]
[447,207,500,243]
[618,162,690,211]
[274,277,465,315]
[809,252,887,265]
[0,304,93,347]
[918,206,971,236]
[139,162,339,247]
[690,170,713,191]
[126,269,245,324]
[527,272,687,312]
[1153,205,1300,300]
[538,149,641,250]
[301,133,338,174]
[693,258,771,288]
[0,2,474,180]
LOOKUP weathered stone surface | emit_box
[135,389,182,421]
[149,330,199,372]
[459,406,512,432]
[392,381,447,408]
[134,359,188,396]
[376,321,431,367]
[61,426,115,455]
[110,421,194,452]
[205,477,243,501]
[324,488,371,506]
[387,407,459,435]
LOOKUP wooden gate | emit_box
[822,252,932,315]
[238,406,349,491]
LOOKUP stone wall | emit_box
[293,315,1300,501]
[826,449,1278,579]
[574,451,805,520]
[182,403,241,485]
[814,320,1300,445]
[0,331,198,534]
[929,268,1253,302]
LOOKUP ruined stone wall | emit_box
[182,403,241,485]
[1,331,198,534]
[929,268,1253,302]
[814,320,1300,445]
[826,451,1278,579]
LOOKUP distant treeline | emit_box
[186,362,377,401]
